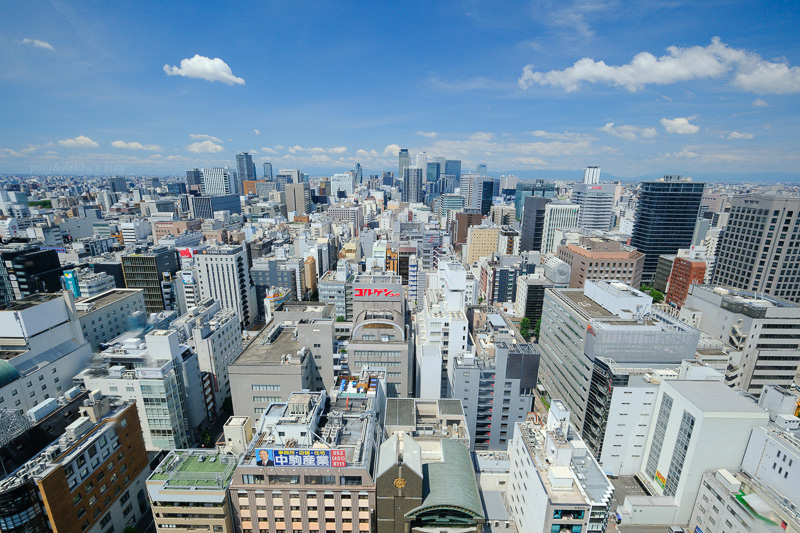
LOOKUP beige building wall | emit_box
[466,226,500,264]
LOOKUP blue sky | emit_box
[1,0,800,178]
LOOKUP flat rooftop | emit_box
[0,293,61,311]
[667,380,768,415]
[150,450,237,489]
[76,289,141,314]
[233,324,304,366]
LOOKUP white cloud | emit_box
[383,144,401,157]
[728,131,754,140]
[600,122,657,141]
[253,129,261,135]
[57,135,99,148]
[752,98,769,107]
[187,140,224,153]
[19,38,54,51]
[528,130,594,141]
[260,147,278,155]
[416,131,438,138]
[189,134,223,143]
[519,37,800,94]
[661,117,700,135]
[328,147,347,154]
[111,140,162,151]
[163,55,245,85]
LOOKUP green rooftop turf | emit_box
[150,452,235,487]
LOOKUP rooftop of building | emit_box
[0,292,61,312]
[75,288,142,314]
[384,398,469,443]
[149,449,237,489]
[665,380,768,416]
[233,322,307,367]
[693,285,798,310]
[242,389,380,467]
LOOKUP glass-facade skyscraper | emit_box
[235,152,255,195]
[631,176,705,284]
[515,180,556,220]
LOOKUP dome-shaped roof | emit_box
[0,360,22,388]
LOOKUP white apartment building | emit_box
[194,245,256,329]
[120,219,151,245]
[75,289,147,350]
[508,400,614,533]
[620,380,769,526]
[73,330,204,451]
[0,292,93,414]
[171,298,243,419]
[541,203,580,254]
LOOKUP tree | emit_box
[640,286,665,303]
[201,430,213,447]
[336,316,346,322]
[519,317,531,341]
[478,296,484,304]
[534,318,541,338]
[309,289,319,302]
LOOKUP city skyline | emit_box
[1,1,799,178]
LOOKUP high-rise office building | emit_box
[444,159,462,180]
[121,246,179,313]
[426,161,440,184]
[195,245,255,329]
[201,167,238,196]
[631,176,705,283]
[331,172,355,197]
[285,182,312,215]
[0,245,63,304]
[107,176,127,193]
[519,196,548,252]
[398,148,409,183]
[541,203,580,254]
[186,169,203,191]
[402,167,423,203]
[263,161,273,180]
[355,162,363,184]
[186,194,241,219]
[712,194,800,303]
[583,165,601,184]
[476,163,488,176]
[557,236,645,288]
[236,152,255,195]
[416,151,427,173]
[573,181,615,231]
[515,180,556,220]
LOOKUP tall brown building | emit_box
[0,396,150,533]
[665,257,706,308]
[451,210,484,248]
[557,236,645,288]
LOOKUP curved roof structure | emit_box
[405,439,484,523]
[0,359,22,388]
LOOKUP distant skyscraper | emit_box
[583,166,601,184]
[712,194,800,303]
[476,163,488,176]
[355,163,363,184]
[541,203,581,254]
[402,167,423,203]
[398,149,409,183]
[520,196,549,252]
[200,168,237,196]
[108,176,127,193]
[515,180,556,220]
[426,161,440,183]
[331,173,355,197]
[235,152,255,195]
[631,176,705,283]
[445,159,462,180]
[263,162,273,180]
[286,182,312,215]
[185,169,202,190]
[573,179,615,232]
[416,152,427,173]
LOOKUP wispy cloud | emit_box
[519,37,800,94]
[19,38,54,51]
[164,55,245,85]
[752,98,768,107]
[600,122,657,140]
[728,131,754,140]
[58,135,99,148]
[111,140,162,151]
[189,134,223,143]
[416,131,438,138]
